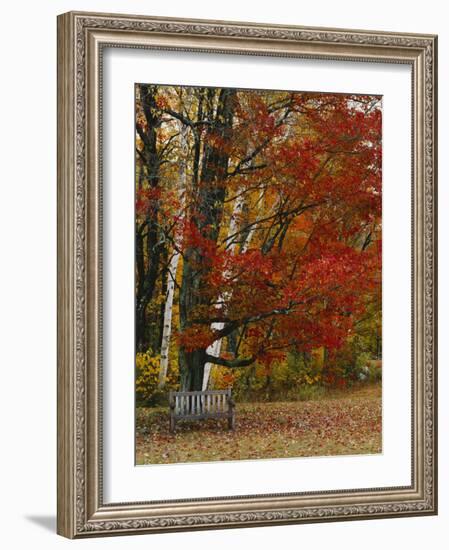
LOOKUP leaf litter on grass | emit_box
[136,383,382,464]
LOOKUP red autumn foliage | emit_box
[135,85,382,386]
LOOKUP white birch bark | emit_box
[240,190,265,252]
[203,109,291,389]
[202,189,265,390]
[158,123,189,388]
[202,193,250,390]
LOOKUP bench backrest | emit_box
[169,389,232,417]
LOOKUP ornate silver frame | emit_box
[57,11,438,538]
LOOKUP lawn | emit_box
[136,383,382,465]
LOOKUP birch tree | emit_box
[202,193,245,390]
[158,122,189,388]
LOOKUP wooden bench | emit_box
[169,389,235,432]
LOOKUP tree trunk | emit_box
[202,189,264,389]
[179,88,236,391]
[158,251,181,387]
[135,84,163,352]
[202,193,244,390]
[158,122,189,388]
[180,350,206,392]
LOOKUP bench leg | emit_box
[228,411,235,430]
[170,414,175,433]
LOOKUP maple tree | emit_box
[135,84,382,392]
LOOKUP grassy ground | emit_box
[136,383,382,465]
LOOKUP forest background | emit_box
[135,84,382,407]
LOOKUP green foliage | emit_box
[208,340,382,401]
[365,360,382,382]
[296,384,327,402]
[209,350,325,402]
[322,304,382,388]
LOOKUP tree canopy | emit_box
[135,84,382,393]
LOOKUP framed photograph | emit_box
[57,11,437,538]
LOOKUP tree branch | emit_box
[203,353,256,368]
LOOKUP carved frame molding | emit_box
[57,11,437,538]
